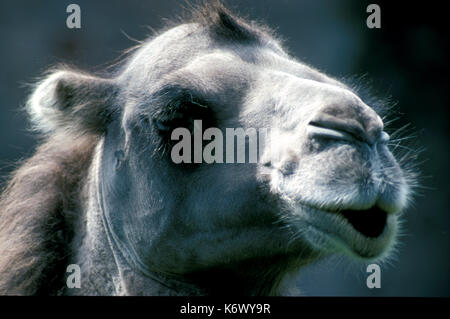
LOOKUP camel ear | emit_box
[27,68,117,135]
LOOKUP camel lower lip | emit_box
[293,204,396,259]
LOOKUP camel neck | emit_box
[68,145,204,295]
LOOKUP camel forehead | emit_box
[122,28,332,92]
[122,23,300,80]
[123,23,271,79]
[130,22,344,83]
[178,53,356,103]
[118,21,357,122]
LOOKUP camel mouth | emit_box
[293,203,397,259]
[338,206,387,238]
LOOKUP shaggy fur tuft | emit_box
[0,135,97,294]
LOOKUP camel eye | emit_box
[153,94,212,135]
[153,113,186,132]
[154,119,171,132]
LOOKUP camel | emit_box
[0,2,415,295]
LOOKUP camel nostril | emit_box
[280,161,298,176]
[308,114,389,146]
[308,116,368,144]
[262,161,272,167]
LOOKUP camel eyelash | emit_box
[153,94,213,134]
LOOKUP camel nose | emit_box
[308,102,388,145]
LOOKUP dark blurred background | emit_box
[0,1,448,296]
